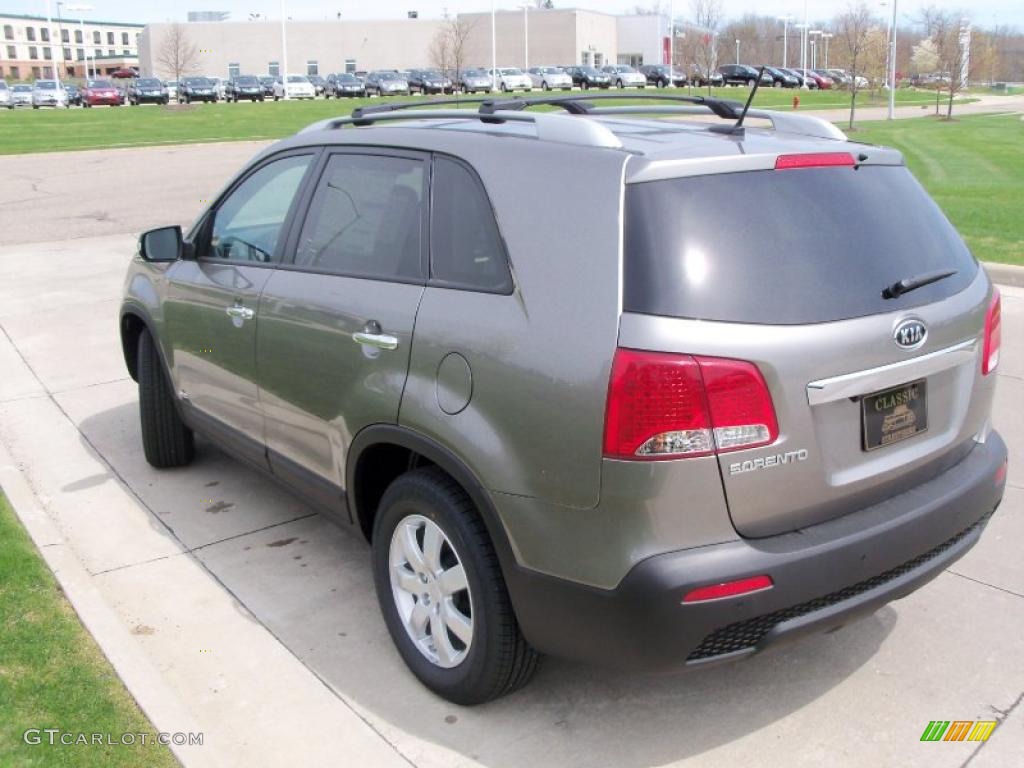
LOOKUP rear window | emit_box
[624,166,978,325]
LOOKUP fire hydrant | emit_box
[792,94,800,110]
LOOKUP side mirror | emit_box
[139,225,183,262]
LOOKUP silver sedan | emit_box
[527,66,572,91]
[602,65,647,89]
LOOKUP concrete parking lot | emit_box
[0,143,1021,767]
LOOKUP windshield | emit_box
[14,84,32,92]
[338,74,357,82]
[137,78,162,87]
[89,80,114,88]
[624,166,978,325]
[579,67,598,75]
[186,77,211,86]
[541,67,562,74]
[237,76,258,85]
[500,68,523,75]
[379,72,402,80]
[35,80,57,89]
[259,76,275,83]
[287,76,308,83]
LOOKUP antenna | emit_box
[709,66,767,136]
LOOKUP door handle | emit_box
[225,305,254,320]
[353,331,399,351]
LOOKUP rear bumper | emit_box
[508,431,1007,671]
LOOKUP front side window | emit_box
[294,153,425,281]
[430,157,511,293]
[204,155,313,264]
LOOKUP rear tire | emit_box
[372,467,539,705]
[137,330,194,469]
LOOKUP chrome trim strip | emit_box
[806,338,978,406]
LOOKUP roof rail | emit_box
[306,108,624,150]
[298,93,847,146]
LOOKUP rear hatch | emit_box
[618,155,998,537]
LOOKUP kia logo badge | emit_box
[894,319,927,350]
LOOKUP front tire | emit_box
[372,468,539,705]
[137,330,194,468]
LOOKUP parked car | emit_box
[812,69,839,89]
[123,92,1006,707]
[128,77,169,105]
[31,80,68,108]
[0,80,10,108]
[226,75,265,102]
[494,67,532,93]
[274,74,316,100]
[601,64,647,89]
[777,68,813,89]
[688,67,725,87]
[65,84,83,106]
[718,64,774,87]
[762,66,800,88]
[639,64,687,88]
[9,83,33,108]
[325,72,366,98]
[407,69,453,95]
[364,70,411,97]
[82,79,123,107]
[796,68,833,89]
[564,65,611,89]
[525,66,571,91]
[458,68,493,94]
[178,77,219,103]
[829,69,868,89]
[308,74,327,96]
[162,79,178,99]
[258,75,278,97]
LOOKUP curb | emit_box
[0,441,214,768]
[984,262,1024,289]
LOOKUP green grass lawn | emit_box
[0,87,971,155]
[850,114,1024,266]
[0,493,178,768]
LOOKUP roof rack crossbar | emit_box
[479,92,744,120]
[582,105,848,141]
[322,109,624,149]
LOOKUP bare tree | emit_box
[690,0,724,94]
[835,3,875,129]
[429,17,478,91]
[919,7,968,118]
[156,23,199,83]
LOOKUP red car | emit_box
[801,69,834,89]
[82,78,123,107]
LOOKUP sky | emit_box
[11,0,1022,29]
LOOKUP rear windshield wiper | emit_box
[882,269,957,299]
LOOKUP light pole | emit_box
[66,4,92,78]
[42,0,62,90]
[808,30,822,70]
[735,39,740,65]
[888,0,898,119]
[490,0,497,92]
[518,4,529,70]
[821,32,833,69]
[778,15,792,68]
[279,0,289,99]
[795,22,808,73]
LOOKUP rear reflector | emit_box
[603,349,778,460]
[775,152,856,170]
[994,459,1008,486]
[982,288,1001,376]
[683,575,774,604]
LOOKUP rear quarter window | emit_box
[623,165,978,324]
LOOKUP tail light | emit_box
[982,289,1001,376]
[603,349,778,460]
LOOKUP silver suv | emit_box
[120,94,1007,705]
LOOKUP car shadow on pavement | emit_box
[79,401,896,768]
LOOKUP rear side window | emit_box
[624,166,978,325]
[295,153,425,281]
[430,157,512,293]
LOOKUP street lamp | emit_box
[794,22,808,72]
[517,4,529,70]
[808,30,822,71]
[65,4,92,78]
[490,0,497,92]
[821,32,833,70]
[735,38,740,65]
[279,0,289,99]
[887,0,898,119]
[810,39,816,70]
[778,15,792,68]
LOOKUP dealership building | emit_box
[137,9,678,80]
[1,11,143,81]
